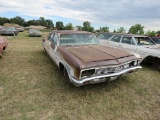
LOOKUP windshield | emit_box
[135,37,156,46]
[59,33,99,46]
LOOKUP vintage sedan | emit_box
[97,33,160,69]
[16,26,24,32]
[0,37,8,57]
[29,29,42,37]
[0,27,19,36]
[42,30,141,87]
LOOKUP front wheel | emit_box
[153,63,160,70]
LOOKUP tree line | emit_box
[0,16,159,36]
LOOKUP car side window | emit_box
[121,37,135,45]
[53,34,58,45]
[97,34,113,40]
[105,34,114,39]
[48,34,54,42]
[110,35,121,43]
[135,37,155,45]
[97,34,105,39]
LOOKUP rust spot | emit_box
[117,56,137,64]
[50,43,55,50]
[66,46,116,63]
[89,44,133,58]
[57,47,83,78]
[0,37,8,56]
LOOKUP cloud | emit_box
[0,0,160,31]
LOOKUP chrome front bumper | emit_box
[70,66,142,87]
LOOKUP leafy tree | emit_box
[113,29,116,33]
[0,16,54,28]
[10,16,25,26]
[26,20,38,26]
[24,17,53,28]
[39,17,47,26]
[156,31,160,34]
[76,26,82,30]
[82,21,94,32]
[145,30,156,37]
[56,21,64,30]
[117,27,126,33]
[65,23,73,30]
[100,26,109,32]
[128,24,144,35]
[46,19,54,28]
[0,17,10,25]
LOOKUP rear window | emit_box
[135,37,155,46]
[150,38,160,44]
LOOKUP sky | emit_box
[0,0,160,32]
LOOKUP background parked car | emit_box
[29,29,42,37]
[0,27,19,36]
[0,25,2,30]
[42,30,141,87]
[0,37,8,57]
[97,33,160,70]
[16,26,24,32]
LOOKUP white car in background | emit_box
[97,33,160,70]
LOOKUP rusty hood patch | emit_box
[65,45,133,63]
[89,44,133,58]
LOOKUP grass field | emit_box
[0,31,160,120]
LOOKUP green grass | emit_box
[0,31,160,120]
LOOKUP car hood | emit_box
[58,44,136,69]
[65,44,133,63]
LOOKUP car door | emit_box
[44,33,54,54]
[132,37,156,58]
[119,36,138,53]
[49,33,59,65]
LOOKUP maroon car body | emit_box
[0,37,8,57]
